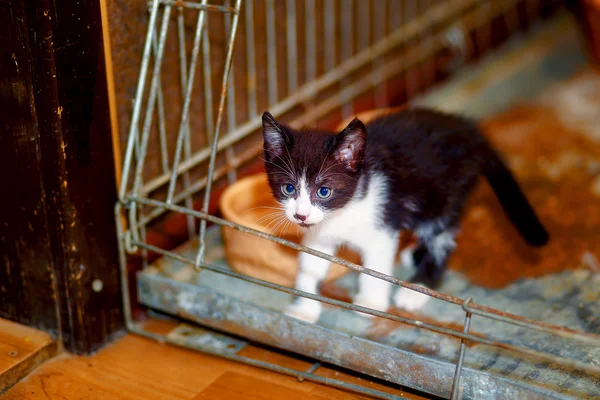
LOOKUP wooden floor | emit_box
[0,319,56,394]
[2,320,428,400]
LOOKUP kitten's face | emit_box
[261,112,367,228]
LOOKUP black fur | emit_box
[262,107,549,288]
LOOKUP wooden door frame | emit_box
[0,0,123,355]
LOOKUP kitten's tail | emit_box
[482,146,549,247]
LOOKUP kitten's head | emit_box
[262,111,367,228]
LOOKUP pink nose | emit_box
[294,213,308,222]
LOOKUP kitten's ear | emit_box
[262,111,288,160]
[333,118,367,172]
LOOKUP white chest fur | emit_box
[318,174,392,250]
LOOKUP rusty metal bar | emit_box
[176,6,196,239]
[128,4,172,246]
[195,0,242,267]
[129,195,600,349]
[450,297,473,400]
[115,203,134,325]
[305,362,321,375]
[134,0,483,197]
[166,2,208,203]
[119,0,160,200]
[224,0,238,184]
[130,234,600,377]
[131,0,541,231]
[151,30,169,174]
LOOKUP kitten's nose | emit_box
[294,213,308,222]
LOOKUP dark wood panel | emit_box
[0,0,60,335]
[36,0,124,354]
[0,0,124,354]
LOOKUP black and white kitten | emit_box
[261,108,548,323]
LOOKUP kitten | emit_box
[261,108,548,323]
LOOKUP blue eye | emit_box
[281,183,296,196]
[316,187,332,199]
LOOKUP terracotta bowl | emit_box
[219,107,405,287]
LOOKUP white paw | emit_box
[400,246,416,269]
[284,299,322,324]
[353,294,390,318]
[393,287,430,312]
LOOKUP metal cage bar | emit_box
[128,196,600,362]
[165,1,209,204]
[128,0,481,199]
[196,0,242,266]
[450,297,473,400]
[224,0,238,184]
[174,6,196,239]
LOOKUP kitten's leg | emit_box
[284,232,336,324]
[399,243,427,269]
[353,232,399,317]
[394,228,457,312]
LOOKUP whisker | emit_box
[264,212,290,233]
[254,212,283,226]
[242,205,285,215]
[255,212,283,224]
[277,219,291,237]
[262,149,297,181]
[316,146,332,180]
[260,157,296,181]
[260,154,294,178]
[263,217,283,233]
[269,216,288,236]
[282,143,298,182]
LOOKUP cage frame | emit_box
[115,1,600,399]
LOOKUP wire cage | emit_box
[116,1,600,399]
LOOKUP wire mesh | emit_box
[116,1,597,398]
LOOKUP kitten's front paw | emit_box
[284,300,322,324]
[393,287,430,312]
[353,294,390,318]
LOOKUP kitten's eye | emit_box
[316,187,332,199]
[281,183,296,196]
